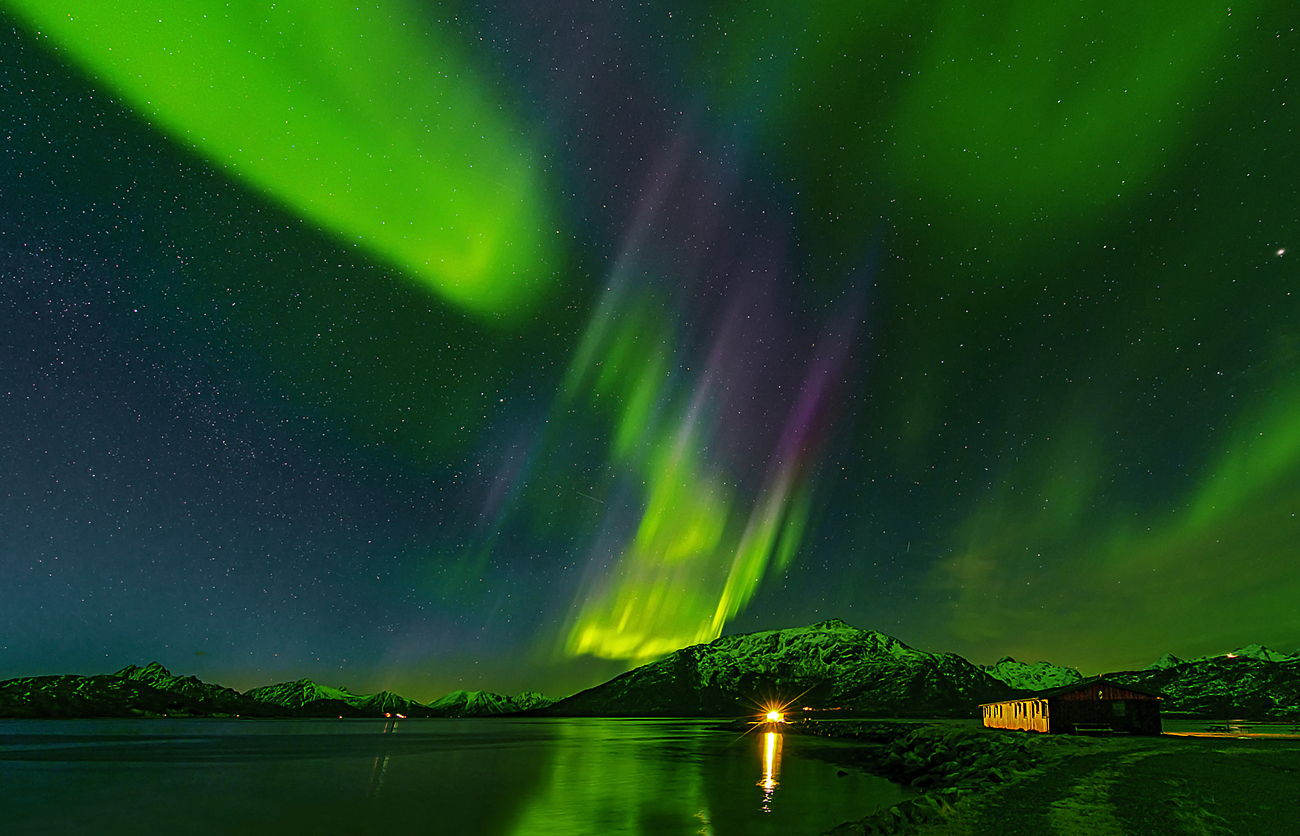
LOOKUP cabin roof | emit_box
[979,676,1163,706]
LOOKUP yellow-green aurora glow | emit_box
[5,0,556,319]
[555,267,824,662]
[3,0,1297,694]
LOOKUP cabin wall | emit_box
[1056,683,1160,703]
[1049,698,1162,735]
[983,692,1162,735]
[980,698,1050,733]
[1127,699,1162,735]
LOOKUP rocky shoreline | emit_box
[787,721,1074,835]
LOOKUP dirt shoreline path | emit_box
[799,723,1300,836]
[931,735,1300,836]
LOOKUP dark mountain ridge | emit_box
[2,623,1296,720]
[1107,645,1300,720]
[534,623,1300,721]
[536,619,1022,718]
[0,674,220,719]
[115,662,266,712]
[0,663,553,719]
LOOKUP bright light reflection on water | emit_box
[0,718,906,835]
[758,731,782,813]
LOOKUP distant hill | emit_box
[0,674,217,719]
[536,619,1021,718]
[242,679,439,717]
[0,662,557,719]
[1109,645,1300,719]
[1145,652,1183,671]
[115,662,270,714]
[980,657,1083,691]
[426,689,558,716]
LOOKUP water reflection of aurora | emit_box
[503,720,894,836]
[0,717,906,835]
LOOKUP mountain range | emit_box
[2,621,1297,720]
[1109,647,1300,719]
[533,620,1300,720]
[0,661,554,719]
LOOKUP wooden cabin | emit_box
[980,677,1162,735]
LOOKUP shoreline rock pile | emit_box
[794,721,1063,836]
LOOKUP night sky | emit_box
[2,1,1297,701]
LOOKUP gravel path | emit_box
[804,723,1300,836]
[956,736,1300,836]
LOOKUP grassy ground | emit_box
[925,735,1300,836]
[799,722,1300,836]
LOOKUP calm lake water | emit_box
[0,718,907,835]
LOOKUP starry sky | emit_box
[1,1,1297,700]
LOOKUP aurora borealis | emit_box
[6,0,559,318]
[1,1,1296,699]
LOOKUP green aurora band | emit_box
[5,0,557,320]
[696,0,1253,266]
[557,283,815,662]
[4,0,1295,682]
[689,0,1298,669]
